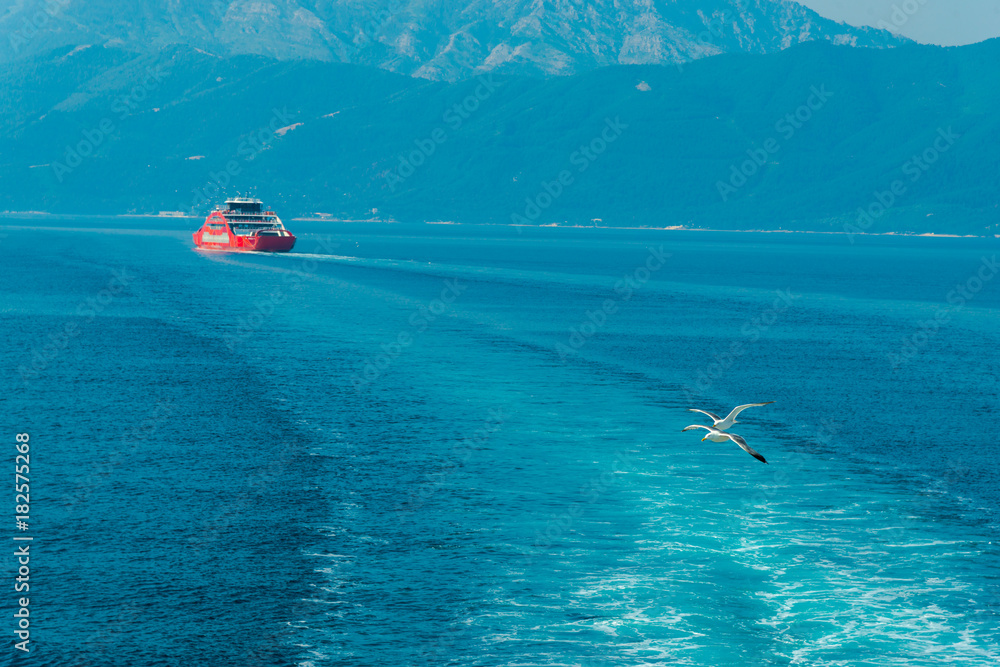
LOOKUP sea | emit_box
[1,216,998,666]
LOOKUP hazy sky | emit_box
[798,0,1000,46]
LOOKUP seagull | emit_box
[681,423,730,442]
[687,401,774,432]
[681,424,768,464]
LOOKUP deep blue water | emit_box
[2,216,999,666]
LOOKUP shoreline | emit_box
[0,212,993,238]
[290,219,992,238]
[290,218,992,238]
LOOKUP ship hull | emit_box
[192,233,297,252]
[243,235,296,252]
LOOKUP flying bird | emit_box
[681,423,730,442]
[681,425,768,464]
[687,401,773,431]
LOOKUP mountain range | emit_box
[2,37,998,234]
[1,0,907,80]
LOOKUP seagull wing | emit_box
[721,401,774,423]
[687,408,721,422]
[681,424,713,432]
[723,433,768,464]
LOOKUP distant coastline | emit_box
[1,211,994,238]
[0,211,200,219]
[292,218,993,238]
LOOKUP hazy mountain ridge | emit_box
[1,0,908,80]
[1,39,997,234]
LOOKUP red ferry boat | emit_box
[193,196,296,252]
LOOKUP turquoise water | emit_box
[2,217,999,666]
